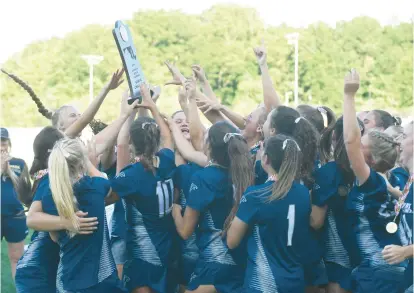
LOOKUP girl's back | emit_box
[238,180,311,292]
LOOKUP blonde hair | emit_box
[48,137,87,237]
[368,130,399,173]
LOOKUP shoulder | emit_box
[157,148,175,162]
[75,176,110,195]
[9,157,26,175]
[9,157,26,167]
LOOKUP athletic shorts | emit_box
[1,212,28,243]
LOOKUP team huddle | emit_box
[0,42,413,293]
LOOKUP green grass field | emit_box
[1,231,32,293]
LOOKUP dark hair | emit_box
[372,110,401,129]
[2,69,104,131]
[16,126,64,207]
[130,117,161,172]
[264,135,302,201]
[270,106,318,188]
[319,117,360,185]
[297,105,336,135]
[207,121,254,232]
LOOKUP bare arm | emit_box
[254,41,281,112]
[227,217,249,249]
[310,205,328,230]
[172,204,200,240]
[198,97,245,130]
[343,69,370,185]
[186,78,206,152]
[65,69,124,138]
[168,118,208,167]
[27,201,98,234]
[192,65,219,104]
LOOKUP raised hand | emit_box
[191,65,207,83]
[134,84,156,110]
[87,138,100,168]
[253,39,267,66]
[121,89,140,115]
[107,68,125,90]
[178,87,187,105]
[344,69,360,95]
[198,99,222,114]
[165,61,186,86]
[150,85,162,103]
[184,75,197,100]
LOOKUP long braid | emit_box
[2,69,106,134]
[1,69,53,119]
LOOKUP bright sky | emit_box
[0,0,412,63]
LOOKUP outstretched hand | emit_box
[191,65,207,83]
[184,75,197,99]
[344,69,360,96]
[107,68,125,90]
[198,98,222,114]
[133,84,156,110]
[253,39,267,66]
[165,61,186,86]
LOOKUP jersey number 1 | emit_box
[156,179,174,217]
[287,205,295,246]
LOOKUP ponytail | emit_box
[267,138,302,201]
[1,69,53,119]
[223,134,254,232]
[2,69,106,134]
[48,138,86,237]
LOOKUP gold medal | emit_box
[386,222,398,234]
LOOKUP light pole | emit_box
[81,55,104,103]
[285,33,299,107]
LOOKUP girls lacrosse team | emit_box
[1,40,413,293]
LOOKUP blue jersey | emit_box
[187,165,239,265]
[254,160,268,186]
[173,162,202,257]
[110,149,176,266]
[15,174,60,293]
[44,176,116,292]
[237,180,311,293]
[389,167,409,191]
[313,162,354,269]
[1,157,26,215]
[401,184,413,291]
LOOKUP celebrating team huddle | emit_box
[0,40,413,293]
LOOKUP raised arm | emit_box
[167,117,208,167]
[192,65,219,104]
[197,97,245,130]
[94,90,139,157]
[343,69,370,185]
[186,77,206,152]
[65,69,124,138]
[254,40,281,112]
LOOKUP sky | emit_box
[0,0,412,63]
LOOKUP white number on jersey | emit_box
[156,179,174,217]
[287,205,295,246]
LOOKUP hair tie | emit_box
[142,122,158,129]
[295,117,304,124]
[282,139,301,151]
[317,107,328,128]
[223,133,243,143]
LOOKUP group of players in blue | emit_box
[1,42,413,293]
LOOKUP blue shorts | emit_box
[178,255,198,285]
[1,212,28,243]
[123,258,168,293]
[187,261,244,293]
[352,264,405,293]
[75,272,126,293]
[304,259,328,286]
[403,260,413,293]
[325,262,352,291]
[111,237,127,265]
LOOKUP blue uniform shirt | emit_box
[1,157,26,215]
[313,162,354,269]
[110,148,176,266]
[389,167,409,191]
[347,169,406,267]
[15,174,60,293]
[186,165,239,266]
[237,180,311,292]
[44,176,115,291]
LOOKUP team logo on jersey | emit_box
[240,196,247,203]
[338,185,349,197]
[314,184,320,190]
[116,172,125,178]
[189,183,198,193]
[9,164,22,175]
[402,203,413,214]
